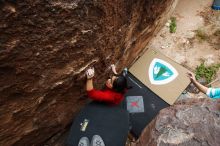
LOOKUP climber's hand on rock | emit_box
[86,68,95,79]
[111,64,117,75]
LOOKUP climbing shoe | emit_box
[78,137,90,146]
[91,135,105,146]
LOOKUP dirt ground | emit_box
[146,0,220,99]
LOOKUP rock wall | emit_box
[0,0,178,145]
[135,99,220,146]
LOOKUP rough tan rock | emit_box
[0,0,178,145]
[135,99,220,146]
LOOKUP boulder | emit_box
[0,0,178,145]
[135,98,220,146]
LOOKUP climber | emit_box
[187,72,220,99]
[85,64,128,105]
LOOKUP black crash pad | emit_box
[66,102,129,146]
[122,72,169,138]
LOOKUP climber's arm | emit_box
[86,78,94,91]
[187,72,208,94]
[111,64,118,75]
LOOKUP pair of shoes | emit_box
[78,135,105,146]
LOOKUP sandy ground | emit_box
[149,0,220,68]
[146,0,220,99]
